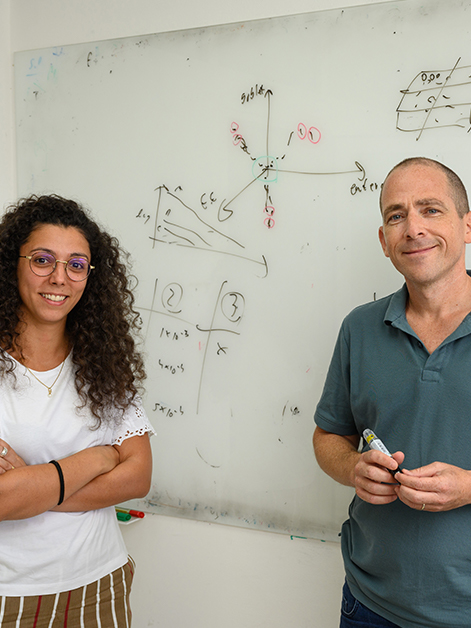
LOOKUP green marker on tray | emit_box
[116,511,131,522]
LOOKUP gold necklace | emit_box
[25,359,66,397]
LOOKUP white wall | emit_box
[122,514,344,628]
[5,1,393,626]
[0,0,13,211]
[10,0,392,50]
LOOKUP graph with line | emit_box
[141,84,366,419]
[151,85,363,250]
[396,57,471,140]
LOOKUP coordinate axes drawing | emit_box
[149,84,363,265]
[139,85,365,422]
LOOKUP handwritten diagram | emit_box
[140,85,367,420]
[151,184,269,277]
[396,57,471,140]
[149,85,366,265]
[140,275,245,416]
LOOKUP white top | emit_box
[0,354,155,596]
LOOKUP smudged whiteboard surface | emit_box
[14,0,471,541]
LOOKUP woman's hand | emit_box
[100,444,121,474]
[53,434,152,512]
[0,443,122,521]
[0,439,26,473]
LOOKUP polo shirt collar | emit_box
[384,284,409,332]
[384,281,471,344]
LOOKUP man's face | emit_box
[378,164,471,288]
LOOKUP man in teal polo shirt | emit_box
[313,157,471,628]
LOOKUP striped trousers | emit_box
[0,557,134,628]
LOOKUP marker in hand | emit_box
[363,429,403,476]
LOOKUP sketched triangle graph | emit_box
[151,184,268,276]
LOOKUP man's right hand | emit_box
[353,450,404,504]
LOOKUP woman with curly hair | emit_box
[0,194,154,627]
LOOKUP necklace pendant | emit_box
[24,358,65,396]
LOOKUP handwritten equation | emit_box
[141,278,245,415]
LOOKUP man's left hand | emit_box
[395,463,471,511]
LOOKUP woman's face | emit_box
[17,224,91,331]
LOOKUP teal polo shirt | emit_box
[315,285,471,628]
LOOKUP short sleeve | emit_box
[112,399,156,446]
[314,320,356,435]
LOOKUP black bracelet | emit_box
[49,460,65,505]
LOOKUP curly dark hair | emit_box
[0,194,146,426]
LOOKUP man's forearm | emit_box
[313,426,360,487]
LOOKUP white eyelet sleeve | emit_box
[112,400,156,446]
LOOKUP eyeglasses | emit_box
[19,252,95,282]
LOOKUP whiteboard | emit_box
[14,0,471,541]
